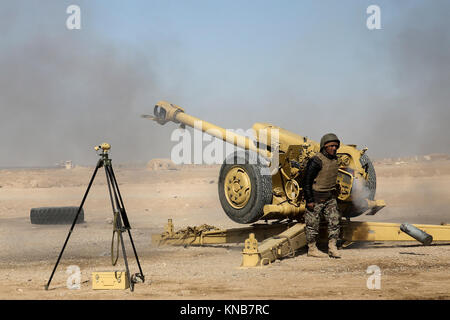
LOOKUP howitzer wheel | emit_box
[360,153,376,201]
[341,154,377,218]
[218,151,272,224]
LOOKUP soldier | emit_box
[303,133,342,258]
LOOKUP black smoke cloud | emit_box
[361,1,450,158]
[192,1,450,161]
[0,2,177,167]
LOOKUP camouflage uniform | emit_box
[303,133,342,258]
[305,197,341,243]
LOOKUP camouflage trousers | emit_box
[305,197,341,244]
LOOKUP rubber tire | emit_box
[218,151,272,224]
[342,154,377,218]
[359,153,376,200]
[30,206,84,225]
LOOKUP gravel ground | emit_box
[0,161,449,300]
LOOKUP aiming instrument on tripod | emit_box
[44,143,145,291]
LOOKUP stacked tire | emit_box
[30,207,84,225]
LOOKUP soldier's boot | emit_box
[307,242,328,258]
[328,239,341,258]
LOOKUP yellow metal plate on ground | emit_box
[92,271,129,290]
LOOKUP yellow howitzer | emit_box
[143,101,385,224]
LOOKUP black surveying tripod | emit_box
[45,143,145,291]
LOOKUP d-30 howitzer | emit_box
[143,100,386,224]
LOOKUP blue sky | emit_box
[0,1,448,166]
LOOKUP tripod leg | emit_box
[107,165,145,281]
[124,230,144,282]
[45,159,103,290]
[105,165,134,291]
[118,229,134,291]
[104,166,121,266]
[107,165,130,229]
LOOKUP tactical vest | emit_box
[312,152,339,192]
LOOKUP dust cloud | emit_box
[0,2,176,167]
[360,2,450,158]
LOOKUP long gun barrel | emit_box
[142,100,272,159]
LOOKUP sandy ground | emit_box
[0,157,449,300]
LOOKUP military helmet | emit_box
[320,133,340,150]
